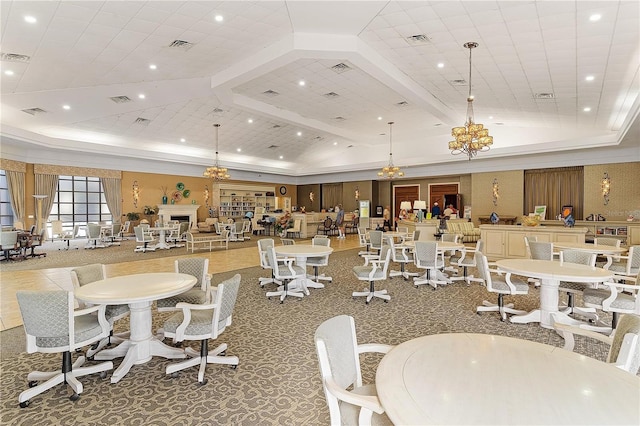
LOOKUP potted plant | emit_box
[126,212,140,221]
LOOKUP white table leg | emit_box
[296,256,324,290]
[94,301,185,383]
[510,277,559,328]
[155,229,170,250]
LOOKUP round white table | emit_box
[376,333,640,425]
[274,245,333,294]
[74,272,197,383]
[149,226,175,249]
[496,259,613,328]
[554,241,627,268]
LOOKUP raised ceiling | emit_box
[1,1,639,178]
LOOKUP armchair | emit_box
[314,315,393,425]
[197,217,218,233]
[157,258,212,312]
[162,274,241,384]
[352,245,392,304]
[265,246,305,303]
[16,290,113,407]
[0,231,20,261]
[133,226,156,252]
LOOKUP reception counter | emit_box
[480,225,587,260]
[398,219,441,241]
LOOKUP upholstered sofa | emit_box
[197,217,218,233]
[445,219,480,243]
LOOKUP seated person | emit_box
[443,204,457,218]
[431,202,441,218]
[275,211,292,236]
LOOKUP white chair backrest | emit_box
[312,235,330,247]
[258,239,275,269]
[560,250,596,266]
[414,241,439,268]
[175,258,209,291]
[0,231,18,247]
[441,233,460,243]
[369,230,383,251]
[529,241,554,260]
[210,274,241,339]
[595,238,621,248]
[608,314,640,374]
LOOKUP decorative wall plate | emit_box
[176,182,185,190]
[172,190,183,202]
[182,189,190,198]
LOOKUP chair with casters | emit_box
[581,270,640,331]
[280,238,296,246]
[162,274,241,384]
[314,315,393,425]
[362,230,384,265]
[133,226,156,252]
[16,290,113,407]
[413,241,447,290]
[265,246,306,302]
[357,226,371,256]
[231,220,251,241]
[285,219,302,239]
[605,245,640,278]
[13,221,24,231]
[526,241,556,286]
[557,250,598,320]
[85,223,106,249]
[50,220,65,242]
[352,245,392,304]
[307,235,332,283]
[449,239,483,284]
[440,233,462,274]
[71,264,130,358]
[119,220,131,239]
[251,217,265,235]
[475,252,529,322]
[157,258,212,312]
[388,237,418,280]
[26,228,48,258]
[345,215,359,234]
[0,230,20,261]
[257,238,280,288]
[552,313,640,375]
[317,217,335,236]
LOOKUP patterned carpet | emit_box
[0,248,612,425]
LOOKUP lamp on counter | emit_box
[601,172,611,205]
[132,181,139,208]
[400,201,412,219]
[413,200,427,222]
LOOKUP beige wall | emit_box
[471,170,524,223]
[583,163,640,221]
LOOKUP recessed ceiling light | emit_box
[237,148,242,152]
[62,105,70,110]
[247,118,253,123]
[589,14,601,22]
[4,70,14,75]
[298,80,305,86]
[279,155,284,159]
[138,94,145,99]
[583,107,591,112]
[489,116,494,119]
[215,14,223,22]
[180,138,186,142]
[437,63,444,68]
[585,75,595,81]
[377,116,382,120]
[149,64,157,70]
[333,142,338,146]
[24,16,37,23]
[296,131,302,136]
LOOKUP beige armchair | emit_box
[197,217,218,233]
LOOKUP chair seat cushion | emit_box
[157,289,206,309]
[37,314,104,348]
[307,256,328,266]
[276,264,305,277]
[583,288,637,310]
[164,309,214,336]
[353,266,384,280]
[106,304,130,320]
[492,276,529,293]
[338,384,393,426]
[558,282,590,293]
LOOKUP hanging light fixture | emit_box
[448,42,493,160]
[203,123,230,180]
[377,121,404,179]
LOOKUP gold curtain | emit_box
[34,174,59,228]
[524,167,583,220]
[321,183,343,211]
[100,177,122,222]
[5,170,25,223]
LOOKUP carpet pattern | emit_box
[0,248,613,425]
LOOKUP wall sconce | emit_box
[601,172,611,205]
[309,191,314,202]
[492,178,499,206]
[203,185,210,207]
[413,200,427,222]
[355,187,360,201]
[132,181,139,208]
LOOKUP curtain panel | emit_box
[101,177,122,222]
[321,184,343,211]
[34,174,59,222]
[6,170,25,223]
[524,167,583,220]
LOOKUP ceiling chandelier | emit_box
[377,121,404,179]
[203,123,231,180]
[448,42,493,160]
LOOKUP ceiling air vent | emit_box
[330,63,352,73]
[324,92,339,98]
[22,107,47,116]
[450,79,467,86]
[334,116,346,121]
[1,52,31,62]
[262,89,280,97]
[396,101,409,107]
[313,136,324,141]
[212,107,224,113]
[267,145,279,149]
[272,124,282,129]
[534,92,555,99]
[109,95,132,104]
[134,117,151,125]
[347,144,354,148]
[406,34,430,45]
[168,40,194,51]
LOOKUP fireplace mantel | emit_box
[157,204,200,230]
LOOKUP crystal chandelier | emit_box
[203,123,230,180]
[448,42,493,160]
[377,121,404,179]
